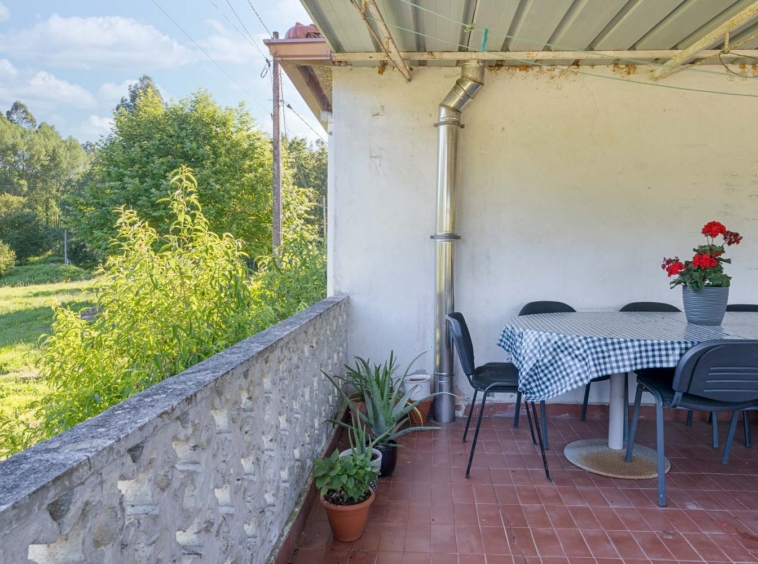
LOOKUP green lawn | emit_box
[0,279,94,455]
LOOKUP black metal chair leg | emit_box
[465,389,489,479]
[580,382,591,422]
[530,402,551,482]
[524,397,537,445]
[744,411,752,448]
[623,373,629,444]
[625,385,643,463]
[513,391,522,429]
[685,410,693,427]
[723,411,740,465]
[655,399,666,507]
[712,412,719,449]
[540,400,549,450]
[462,390,478,443]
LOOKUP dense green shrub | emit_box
[0,241,15,276]
[0,263,92,287]
[0,240,15,274]
[2,168,325,452]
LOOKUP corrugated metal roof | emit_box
[301,0,758,61]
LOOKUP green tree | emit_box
[5,101,36,129]
[285,136,327,236]
[115,75,163,114]
[70,89,306,259]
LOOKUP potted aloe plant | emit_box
[324,353,450,476]
[663,221,743,325]
[313,425,380,542]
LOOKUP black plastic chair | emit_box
[516,301,576,449]
[446,313,550,481]
[726,304,758,446]
[579,302,681,440]
[625,340,758,507]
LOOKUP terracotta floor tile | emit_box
[431,524,457,553]
[291,417,758,564]
[531,528,565,557]
[480,527,510,555]
[405,523,431,553]
[456,525,484,554]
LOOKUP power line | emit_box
[207,0,269,63]
[152,0,271,115]
[364,15,758,100]
[246,0,272,37]
[284,102,327,142]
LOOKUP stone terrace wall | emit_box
[0,296,348,564]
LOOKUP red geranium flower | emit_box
[666,261,685,277]
[692,253,718,269]
[702,221,727,238]
[725,230,743,246]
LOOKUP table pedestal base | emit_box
[564,439,670,479]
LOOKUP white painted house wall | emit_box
[328,64,758,410]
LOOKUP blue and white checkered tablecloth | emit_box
[497,312,758,402]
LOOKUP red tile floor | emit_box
[291,414,758,563]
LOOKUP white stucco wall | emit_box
[328,64,758,408]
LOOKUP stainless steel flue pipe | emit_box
[432,63,485,423]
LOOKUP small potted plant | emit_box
[324,353,451,476]
[663,221,742,325]
[313,429,380,542]
[337,417,382,491]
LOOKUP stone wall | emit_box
[0,296,348,564]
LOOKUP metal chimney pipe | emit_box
[432,63,485,423]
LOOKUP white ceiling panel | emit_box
[594,0,686,50]
[548,0,628,50]
[635,0,740,50]
[508,0,575,51]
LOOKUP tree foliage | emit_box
[115,75,163,114]
[70,89,294,259]
[285,137,327,236]
[0,169,325,453]
[0,241,15,276]
[5,101,36,129]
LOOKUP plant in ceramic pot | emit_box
[324,353,451,477]
[313,441,379,542]
[663,221,743,325]
[337,418,383,492]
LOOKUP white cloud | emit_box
[0,58,18,78]
[0,14,194,70]
[0,2,9,22]
[78,115,114,140]
[198,20,267,65]
[28,72,96,108]
[0,69,96,112]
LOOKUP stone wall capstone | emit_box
[0,296,348,564]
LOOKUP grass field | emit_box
[0,276,94,454]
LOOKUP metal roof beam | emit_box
[332,48,758,65]
[352,0,412,81]
[652,0,758,80]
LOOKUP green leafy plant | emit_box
[0,241,16,277]
[663,221,743,290]
[313,444,379,505]
[324,353,449,448]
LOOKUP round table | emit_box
[498,311,758,478]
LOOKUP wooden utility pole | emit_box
[272,31,283,253]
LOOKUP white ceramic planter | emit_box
[339,448,382,472]
[403,372,431,401]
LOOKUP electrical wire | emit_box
[246,0,272,37]
[207,0,272,79]
[719,52,758,78]
[388,0,742,78]
[284,101,327,142]
[152,0,271,115]
[363,15,758,100]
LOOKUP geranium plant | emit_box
[662,221,742,290]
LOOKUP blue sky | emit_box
[0,0,323,142]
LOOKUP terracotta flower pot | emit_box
[320,488,375,542]
[410,398,433,426]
